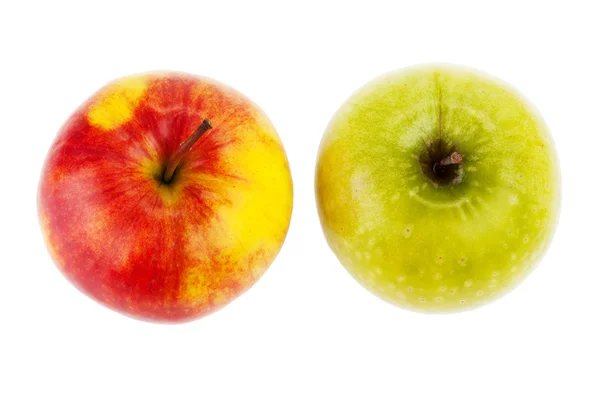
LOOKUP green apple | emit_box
[315,64,560,312]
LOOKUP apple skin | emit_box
[315,64,560,312]
[38,73,293,323]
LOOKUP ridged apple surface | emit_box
[316,65,559,312]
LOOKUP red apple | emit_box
[38,73,293,323]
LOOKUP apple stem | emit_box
[433,151,463,173]
[163,119,212,183]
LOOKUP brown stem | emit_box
[439,151,463,166]
[163,119,212,183]
[433,151,463,173]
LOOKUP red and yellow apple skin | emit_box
[38,73,293,323]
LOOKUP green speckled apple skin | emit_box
[315,64,560,312]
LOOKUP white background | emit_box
[1,1,599,399]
